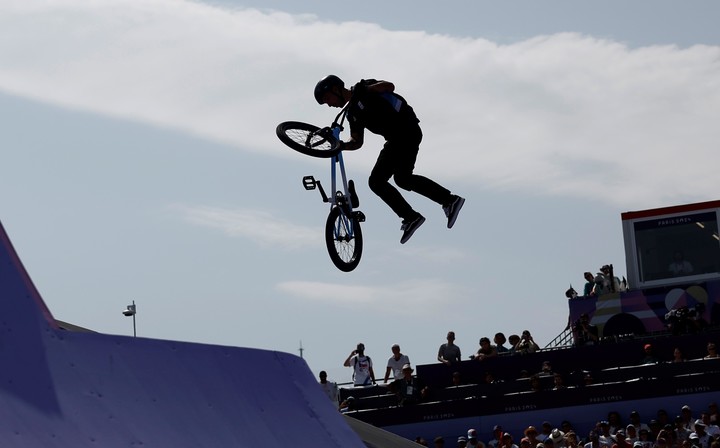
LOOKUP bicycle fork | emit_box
[302,153,365,238]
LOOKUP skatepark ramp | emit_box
[0,220,368,447]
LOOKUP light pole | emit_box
[122,300,137,337]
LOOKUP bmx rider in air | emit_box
[313,75,465,244]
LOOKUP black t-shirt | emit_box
[347,79,420,140]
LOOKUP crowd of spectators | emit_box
[315,261,719,447]
[413,405,720,448]
[321,334,719,408]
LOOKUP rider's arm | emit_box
[340,127,364,151]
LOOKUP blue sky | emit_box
[1,0,719,383]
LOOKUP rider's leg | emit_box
[388,131,453,206]
[368,147,417,220]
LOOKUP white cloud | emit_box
[1,0,719,209]
[172,204,319,248]
[276,278,469,316]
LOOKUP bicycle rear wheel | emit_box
[325,206,363,272]
[276,121,341,158]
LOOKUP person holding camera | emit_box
[514,330,540,354]
[344,343,376,386]
[583,272,596,297]
[574,313,599,346]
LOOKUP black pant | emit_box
[368,126,451,220]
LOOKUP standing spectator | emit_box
[549,430,566,448]
[384,343,410,383]
[625,425,637,444]
[597,422,612,447]
[343,342,375,386]
[508,334,521,355]
[708,402,719,425]
[636,429,652,448]
[629,411,651,433]
[692,421,711,448]
[515,330,540,354]
[318,370,338,403]
[585,431,601,448]
[656,410,671,429]
[457,437,467,448]
[583,272,596,296]
[565,432,580,448]
[488,426,504,448]
[654,437,669,448]
[539,423,553,442]
[599,264,623,292]
[472,337,498,361]
[525,427,541,447]
[574,313,600,346]
[561,422,575,435]
[592,272,609,296]
[676,416,693,446]
[680,406,695,432]
[608,412,624,435]
[438,331,462,365]
[501,433,519,448]
[687,433,701,448]
[612,431,631,448]
[468,429,486,448]
[495,332,510,354]
[648,420,662,439]
[700,412,720,438]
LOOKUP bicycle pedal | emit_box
[353,211,366,222]
[302,175,317,190]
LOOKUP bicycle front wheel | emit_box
[276,121,341,158]
[325,206,363,272]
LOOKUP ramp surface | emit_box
[0,220,365,447]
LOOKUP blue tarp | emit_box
[0,220,366,447]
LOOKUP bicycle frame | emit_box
[280,105,365,271]
[303,107,363,226]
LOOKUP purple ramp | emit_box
[0,220,365,448]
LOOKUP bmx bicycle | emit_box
[276,106,365,272]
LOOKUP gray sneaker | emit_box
[400,215,426,244]
[443,195,465,229]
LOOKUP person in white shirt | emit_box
[343,342,375,386]
[699,412,720,438]
[318,370,338,403]
[384,344,410,383]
